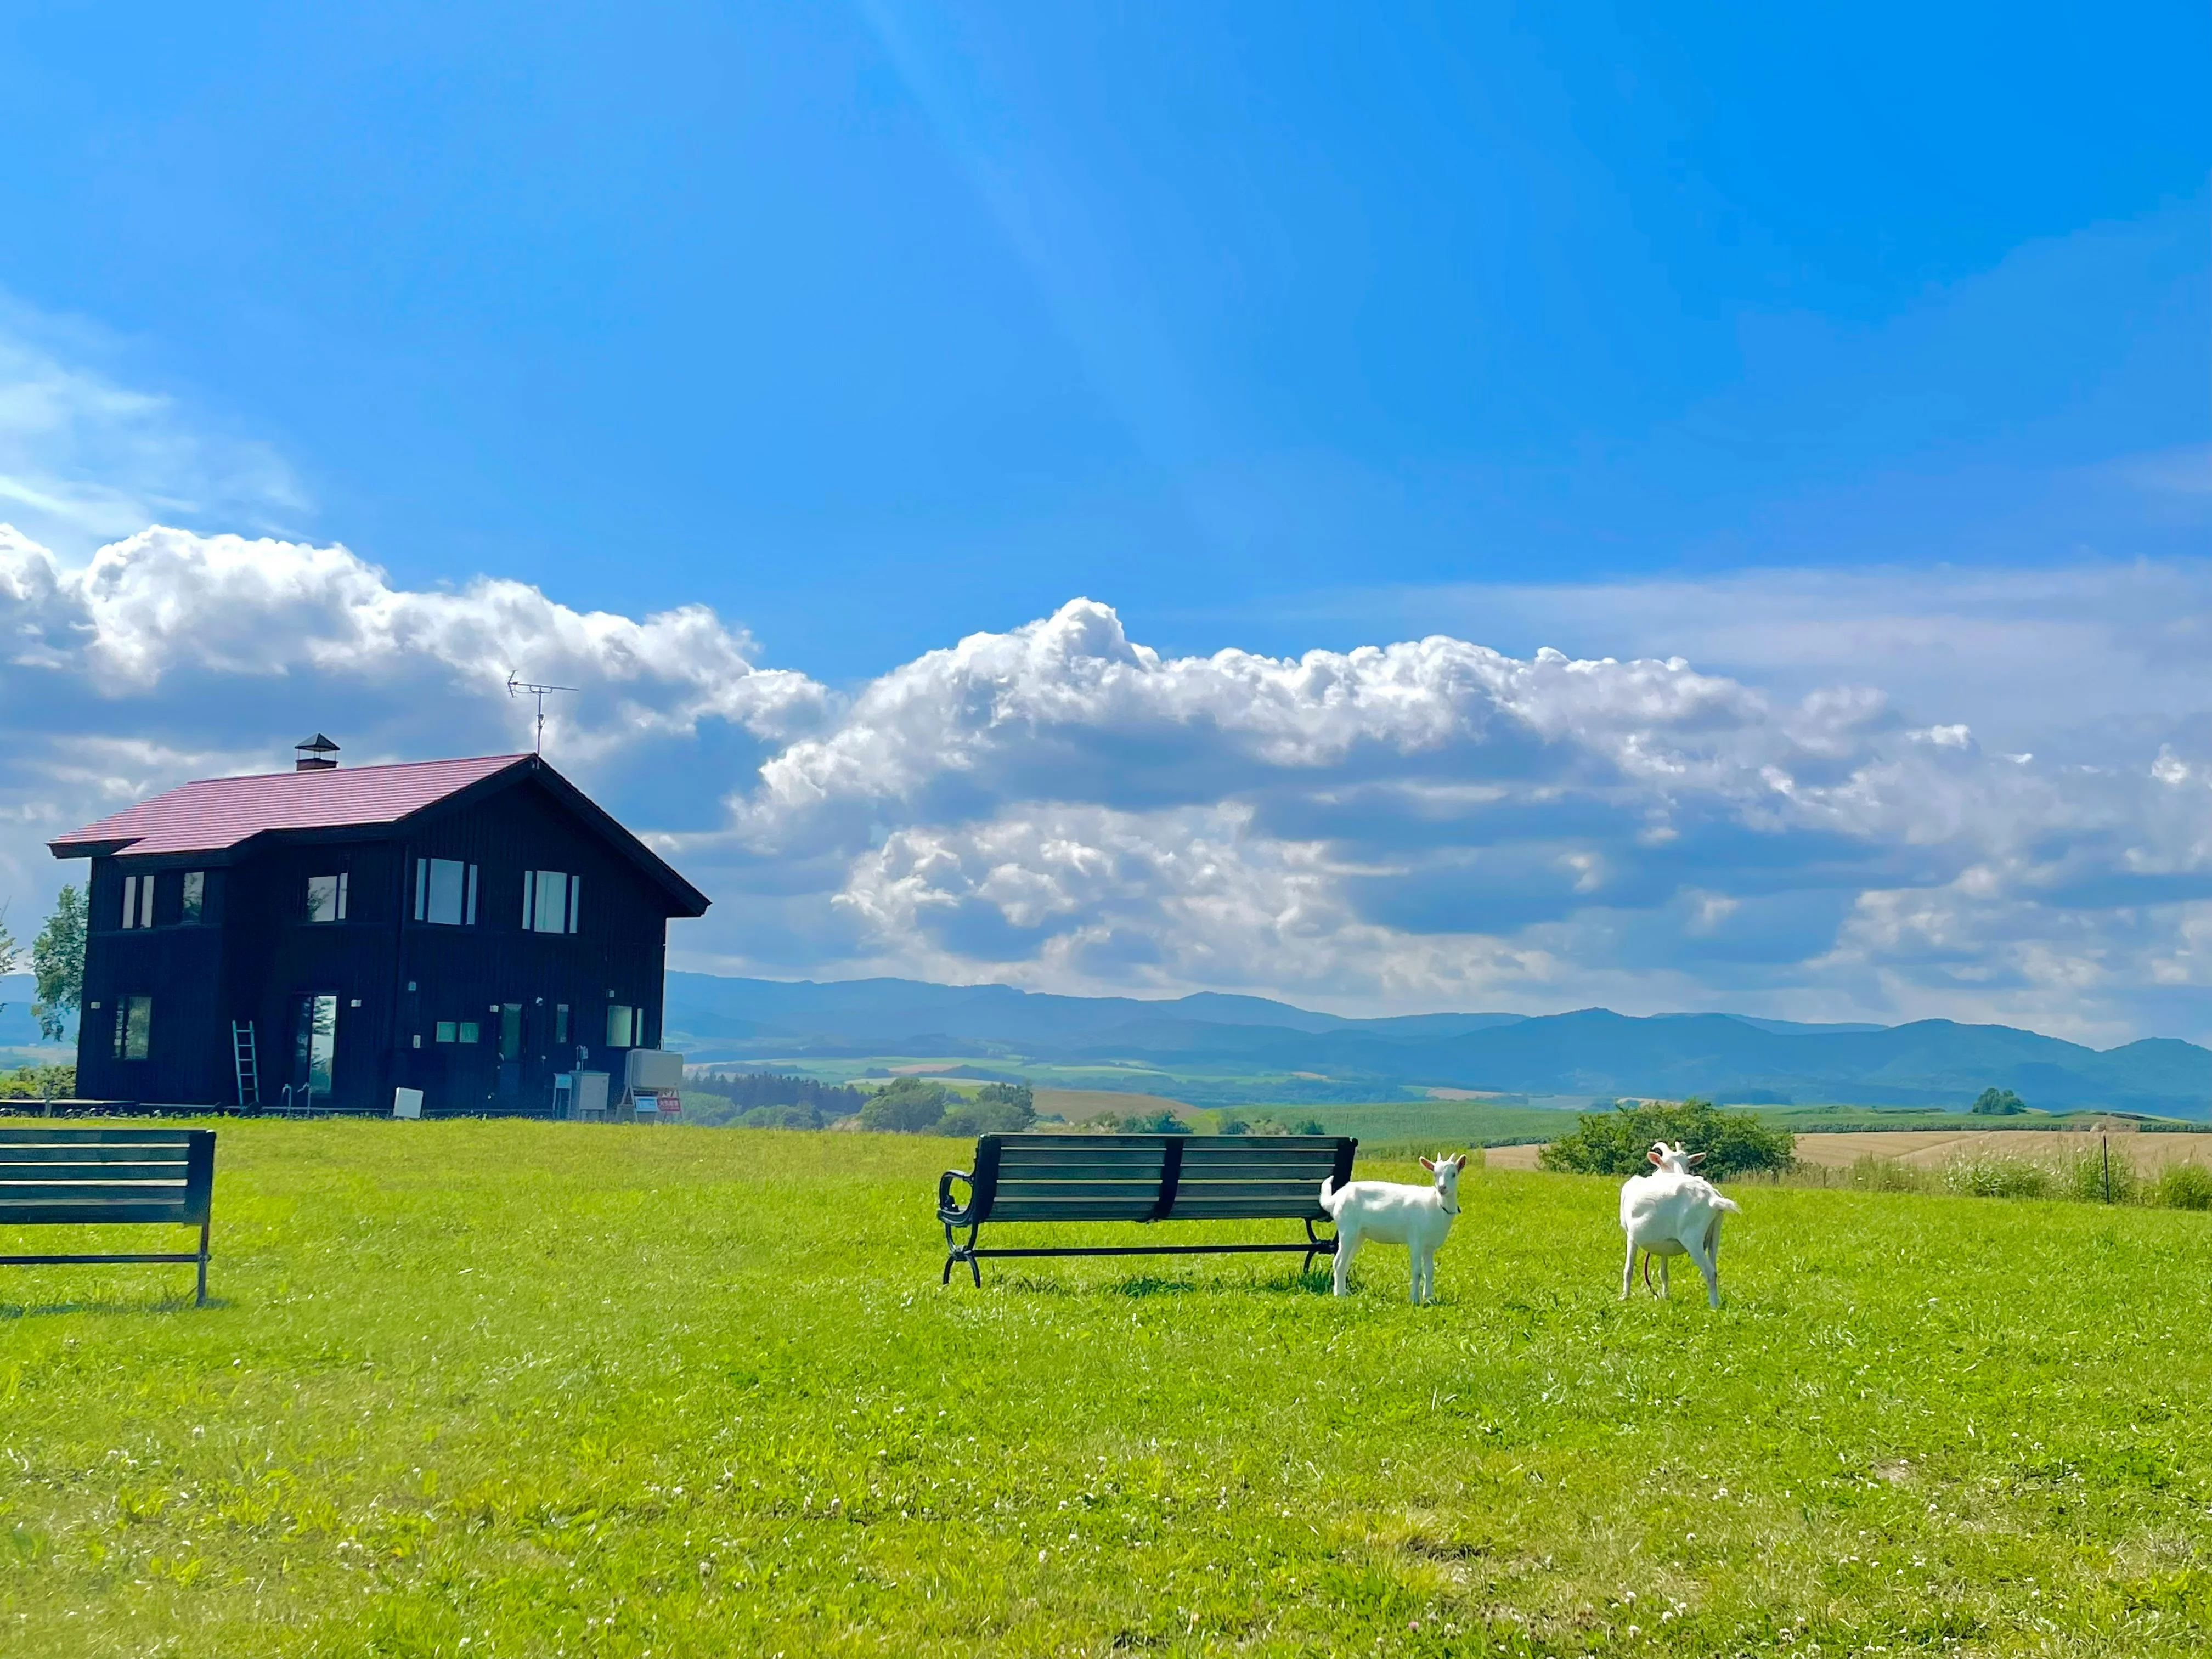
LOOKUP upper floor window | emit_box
[607,1003,638,1047]
[306,872,349,923]
[414,859,478,926]
[522,869,580,934]
[120,873,154,929]
[180,871,206,923]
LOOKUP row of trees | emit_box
[0,885,86,1042]
[859,1079,1037,1136]
[684,1071,868,1128]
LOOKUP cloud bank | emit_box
[5,523,2210,1043]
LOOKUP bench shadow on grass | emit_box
[1,1294,230,1319]
[986,1268,1335,1299]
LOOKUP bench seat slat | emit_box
[983,1203,1161,1222]
[1166,1200,1329,1220]
[0,1201,197,1225]
[0,1129,199,1147]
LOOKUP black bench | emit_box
[0,1127,217,1306]
[937,1132,1357,1286]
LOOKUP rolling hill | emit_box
[662,974,2212,1118]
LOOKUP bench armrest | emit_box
[938,1167,979,1226]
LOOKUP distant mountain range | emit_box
[0,975,71,1054]
[663,973,2212,1119]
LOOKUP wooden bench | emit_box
[936,1132,1357,1286]
[0,1127,217,1306]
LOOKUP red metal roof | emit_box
[50,754,532,857]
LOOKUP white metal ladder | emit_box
[230,1020,260,1110]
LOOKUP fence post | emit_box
[2103,1134,2111,1205]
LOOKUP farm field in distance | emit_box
[1481,1131,2212,1173]
[4,1120,2210,1656]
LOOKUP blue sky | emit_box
[1,3,2208,1036]
[5,2,2203,672]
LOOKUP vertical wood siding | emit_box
[72,773,686,1114]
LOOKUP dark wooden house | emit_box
[49,740,709,1114]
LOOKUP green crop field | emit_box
[3,1122,2209,1657]
[1200,1099,1581,1150]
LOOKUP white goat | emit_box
[1319,1154,1466,1304]
[1619,1141,1740,1308]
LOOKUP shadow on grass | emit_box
[1254,1269,1338,1297]
[0,1293,228,1319]
[977,1267,1338,1299]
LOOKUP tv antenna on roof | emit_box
[505,672,578,754]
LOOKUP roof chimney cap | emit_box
[295,733,340,772]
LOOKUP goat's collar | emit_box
[1437,1191,1459,1215]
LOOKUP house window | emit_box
[121,873,154,929]
[292,992,338,1098]
[435,1021,457,1043]
[307,872,349,923]
[180,871,206,923]
[414,859,478,926]
[458,1020,480,1045]
[522,870,580,934]
[499,1003,523,1061]
[607,1004,637,1047]
[554,1003,569,1044]
[112,995,153,1060]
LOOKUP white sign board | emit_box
[392,1087,425,1120]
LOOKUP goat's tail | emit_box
[1318,1176,1345,1218]
[1712,1192,1742,1214]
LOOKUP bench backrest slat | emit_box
[0,1142,197,1163]
[0,1160,194,1181]
[0,1129,215,1226]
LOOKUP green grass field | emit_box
[4,1122,2209,1657]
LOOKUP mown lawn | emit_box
[2,1121,2209,1657]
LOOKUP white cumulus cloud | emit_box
[6,530,2212,1042]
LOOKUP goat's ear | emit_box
[1688,1151,1707,1165]
[1420,1156,1436,1171]
[1453,1154,1469,1171]
[1646,1148,1664,1165]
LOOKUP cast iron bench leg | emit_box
[196,1218,210,1308]
[943,1222,982,1288]
[1302,1217,1336,1279]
